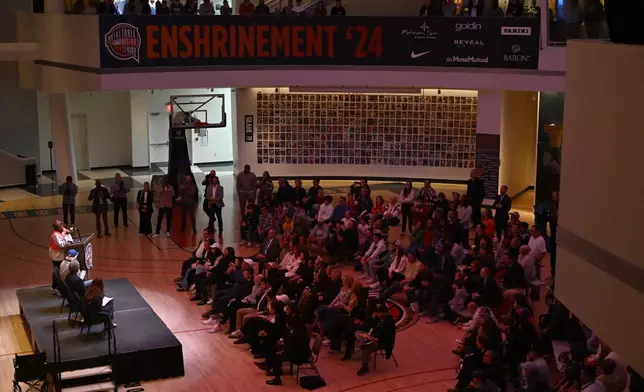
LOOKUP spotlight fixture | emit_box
[275,87,279,93]
[438,89,442,95]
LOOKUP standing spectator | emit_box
[206,176,225,233]
[156,0,171,14]
[239,0,255,15]
[419,180,437,207]
[493,185,511,240]
[399,181,415,236]
[255,0,270,14]
[141,0,152,15]
[443,0,457,16]
[110,173,129,228]
[219,0,233,15]
[314,1,327,15]
[528,226,546,278]
[237,164,258,214]
[88,180,111,238]
[154,177,175,237]
[199,0,215,15]
[292,179,307,205]
[257,206,274,243]
[457,197,473,247]
[170,0,183,14]
[123,0,140,14]
[178,175,197,234]
[256,171,274,206]
[583,0,604,39]
[482,0,504,16]
[466,169,486,226]
[330,0,346,15]
[137,182,154,236]
[97,0,118,14]
[506,0,523,16]
[202,170,216,214]
[60,176,78,225]
[292,0,307,14]
[183,0,197,13]
[276,178,293,204]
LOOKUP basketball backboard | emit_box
[169,94,227,130]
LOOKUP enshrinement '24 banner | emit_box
[98,15,540,70]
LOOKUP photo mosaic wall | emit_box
[255,92,478,167]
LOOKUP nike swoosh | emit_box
[411,50,432,59]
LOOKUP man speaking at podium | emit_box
[49,220,74,296]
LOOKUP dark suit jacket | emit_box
[466,178,486,205]
[88,186,111,213]
[65,274,86,300]
[260,237,281,263]
[284,324,312,364]
[494,193,512,223]
[480,277,502,308]
[136,190,154,213]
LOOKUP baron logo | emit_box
[501,26,532,36]
[504,44,531,63]
[104,23,141,63]
[401,22,438,40]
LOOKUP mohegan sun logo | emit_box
[104,23,141,63]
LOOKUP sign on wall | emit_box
[98,16,540,70]
[244,115,254,142]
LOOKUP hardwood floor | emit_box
[0,174,477,391]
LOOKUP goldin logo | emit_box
[104,23,141,63]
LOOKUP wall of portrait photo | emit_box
[235,88,482,180]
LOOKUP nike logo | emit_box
[410,50,432,59]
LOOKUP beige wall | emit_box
[499,91,538,197]
[557,41,644,374]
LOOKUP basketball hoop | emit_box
[193,121,208,137]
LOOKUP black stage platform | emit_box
[17,278,184,384]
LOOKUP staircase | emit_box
[53,321,118,392]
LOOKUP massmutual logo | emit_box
[401,22,438,40]
[501,26,532,36]
[504,44,530,63]
[454,22,482,32]
[453,39,484,48]
[446,56,489,64]
[104,23,141,63]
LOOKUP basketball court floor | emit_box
[0,172,536,391]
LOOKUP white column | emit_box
[44,0,66,14]
[49,93,77,184]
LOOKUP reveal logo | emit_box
[104,23,141,63]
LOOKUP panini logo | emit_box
[104,23,141,63]
[501,26,532,36]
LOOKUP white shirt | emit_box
[383,203,401,218]
[365,239,387,262]
[388,255,407,274]
[399,189,415,204]
[451,243,466,267]
[317,202,334,223]
[581,381,605,392]
[528,236,547,260]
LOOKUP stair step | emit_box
[61,366,112,381]
[61,381,115,392]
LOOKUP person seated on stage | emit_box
[175,227,215,285]
[85,278,117,328]
[355,303,396,376]
[252,229,281,272]
[66,261,91,298]
[49,220,74,296]
[58,249,80,284]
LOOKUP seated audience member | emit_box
[204,270,256,333]
[85,278,116,328]
[425,243,457,323]
[419,180,437,207]
[518,245,536,282]
[280,215,294,248]
[524,346,553,389]
[278,243,305,279]
[448,240,466,267]
[357,218,370,248]
[407,220,426,253]
[253,229,281,271]
[472,267,502,309]
[316,275,355,332]
[193,246,236,305]
[59,249,80,284]
[356,304,396,376]
[228,279,273,337]
[291,179,307,206]
[578,365,605,392]
[331,196,350,223]
[240,202,260,247]
[346,193,359,215]
[447,272,468,315]
[300,266,342,322]
[257,207,274,243]
[445,210,462,244]
[382,252,421,299]
[317,195,334,223]
[382,196,401,226]
[360,232,388,283]
[597,359,624,392]
[498,254,527,298]
[519,362,550,392]
[293,203,310,237]
[350,179,370,198]
[175,228,215,289]
[371,195,386,220]
[262,303,311,386]
[481,209,495,239]
[469,370,501,392]
[357,188,373,216]
[237,295,288,356]
[331,219,359,263]
[306,179,323,213]
[518,222,531,245]
[275,178,293,204]
[178,243,221,292]
[308,220,329,256]
[435,192,449,215]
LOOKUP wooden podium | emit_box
[62,232,95,280]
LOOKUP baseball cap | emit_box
[276,294,289,304]
[66,249,79,260]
